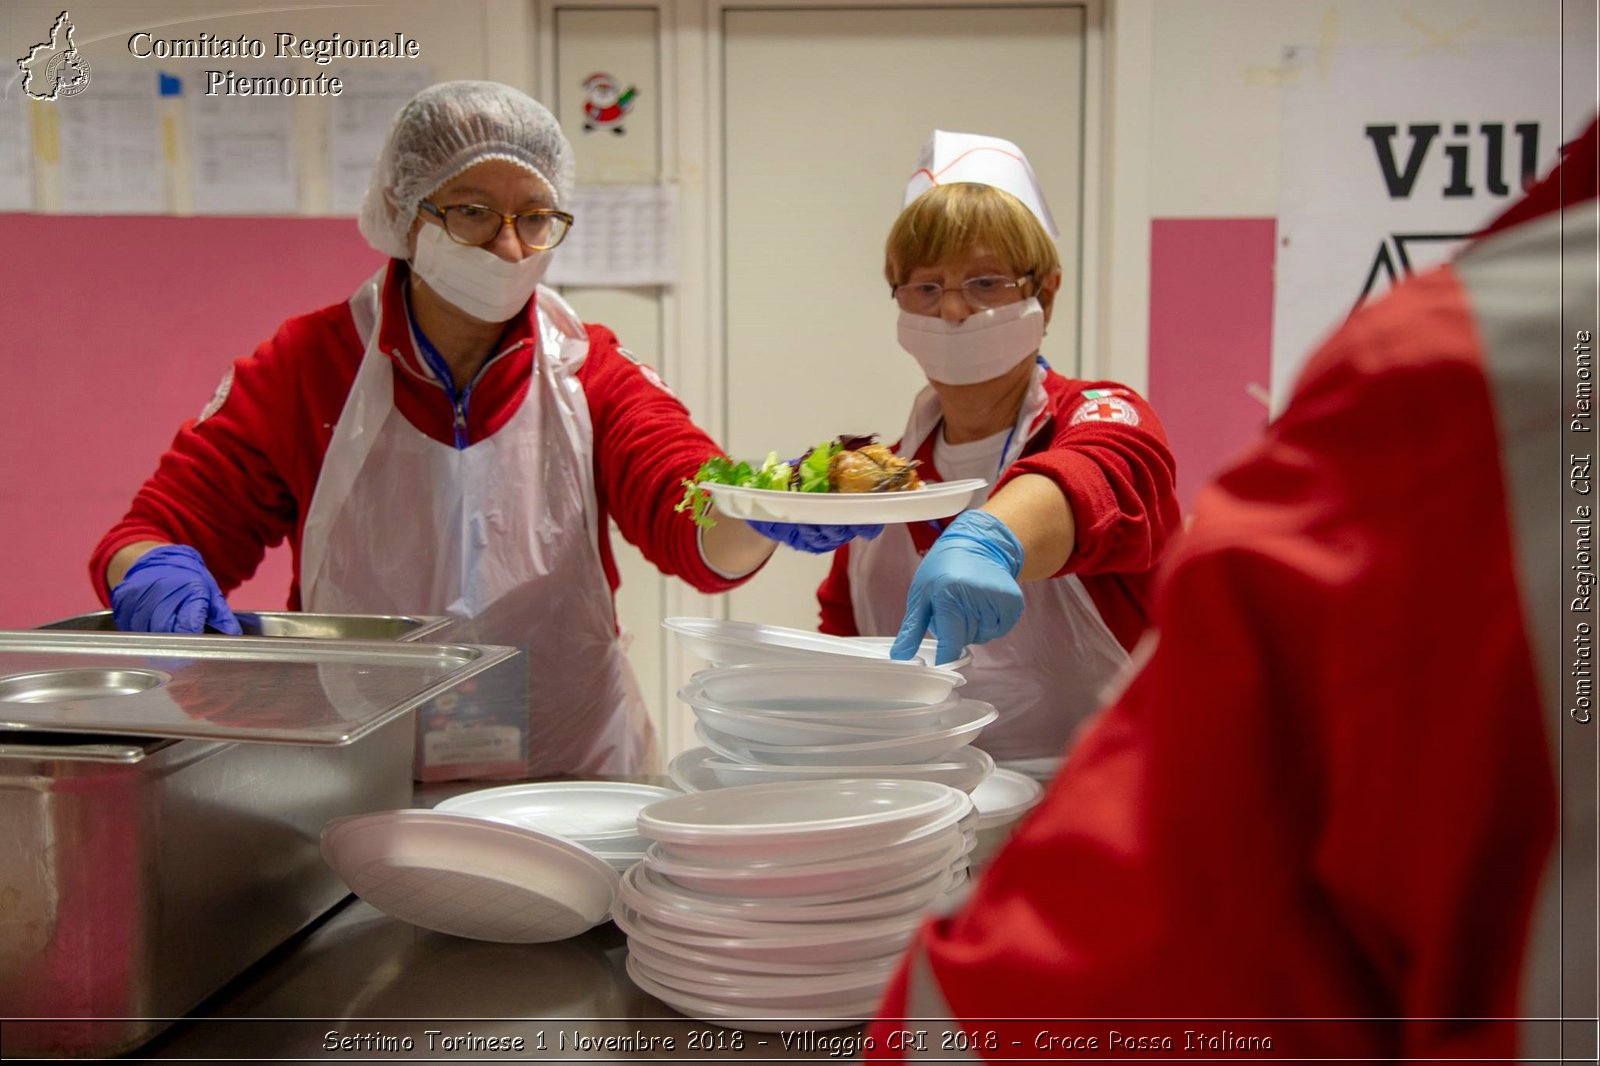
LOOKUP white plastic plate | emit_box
[700,478,986,525]
[688,660,964,712]
[624,930,908,978]
[687,691,967,733]
[635,778,968,847]
[621,870,937,941]
[626,951,890,1007]
[648,843,964,907]
[433,781,679,841]
[589,850,648,873]
[694,700,997,766]
[320,809,619,943]
[662,617,970,670]
[623,955,879,1032]
[688,696,969,747]
[624,859,956,926]
[666,746,724,792]
[996,755,1063,783]
[642,825,968,898]
[695,745,995,793]
[615,902,920,963]
[971,767,1045,829]
[647,807,970,870]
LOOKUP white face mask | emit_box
[896,298,1045,386]
[411,222,552,323]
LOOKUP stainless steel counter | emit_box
[125,779,875,1063]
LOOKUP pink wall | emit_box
[1146,218,1277,512]
[0,215,386,628]
[1,213,1278,627]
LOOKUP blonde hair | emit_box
[884,183,1060,302]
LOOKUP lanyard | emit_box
[923,422,1018,538]
[406,292,474,451]
[922,355,1047,537]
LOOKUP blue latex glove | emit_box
[111,544,243,635]
[747,520,884,554]
[890,510,1024,664]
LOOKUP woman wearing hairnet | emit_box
[816,132,1182,769]
[90,81,802,777]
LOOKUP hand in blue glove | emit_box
[747,521,884,554]
[111,544,243,635]
[890,510,1024,664]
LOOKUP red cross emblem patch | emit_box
[1069,395,1140,427]
[628,355,677,399]
[197,368,234,423]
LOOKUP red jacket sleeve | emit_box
[816,545,859,636]
[998,380,1180,580]
[88,311,349,604]
[579,329,756,594]
[866,272,1556,1060]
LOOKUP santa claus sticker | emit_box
[581,73,637,135]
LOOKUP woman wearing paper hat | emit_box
[816,131,1181,764]
[89,81,783,780]
[866,117,1600,1064]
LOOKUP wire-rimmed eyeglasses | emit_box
[419,201,574,252]
[891,273,1034,315]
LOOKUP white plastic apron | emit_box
[849,362,1129,763]
[300,271,650,777]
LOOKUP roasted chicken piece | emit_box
[828,443,923,493]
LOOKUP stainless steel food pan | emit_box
[0,720,414,1058]
[32,613,521,779]
[39,608,452,642]
[0,629,523,1059]
[0,631,519,745]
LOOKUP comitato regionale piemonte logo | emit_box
[16,11,92,100]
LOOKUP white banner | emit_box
[1273,41,1579,409]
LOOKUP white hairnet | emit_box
[357,80,576,260]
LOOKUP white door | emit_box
[548,5,673,745]
[720,3,1088,631]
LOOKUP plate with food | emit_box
[677,435,987,526]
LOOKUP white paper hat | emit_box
[903,130,1058,239]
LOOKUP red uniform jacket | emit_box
[91,263,741,607]
[816,372,1180,653]
[865,120,1598,1061]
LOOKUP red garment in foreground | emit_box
[866,119,1599,1062]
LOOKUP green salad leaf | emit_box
[752,452,793,491]
[675,439,845,528]
[797,440,841,493]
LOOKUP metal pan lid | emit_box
[0,630,518,746]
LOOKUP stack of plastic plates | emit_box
[619,779,975,1030]
[967,768,1046,867]
[433,781,678,872]
[667,661,997,791]
[995,755,1062,784]
[663,617,971,670]
[671,744,994,793]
